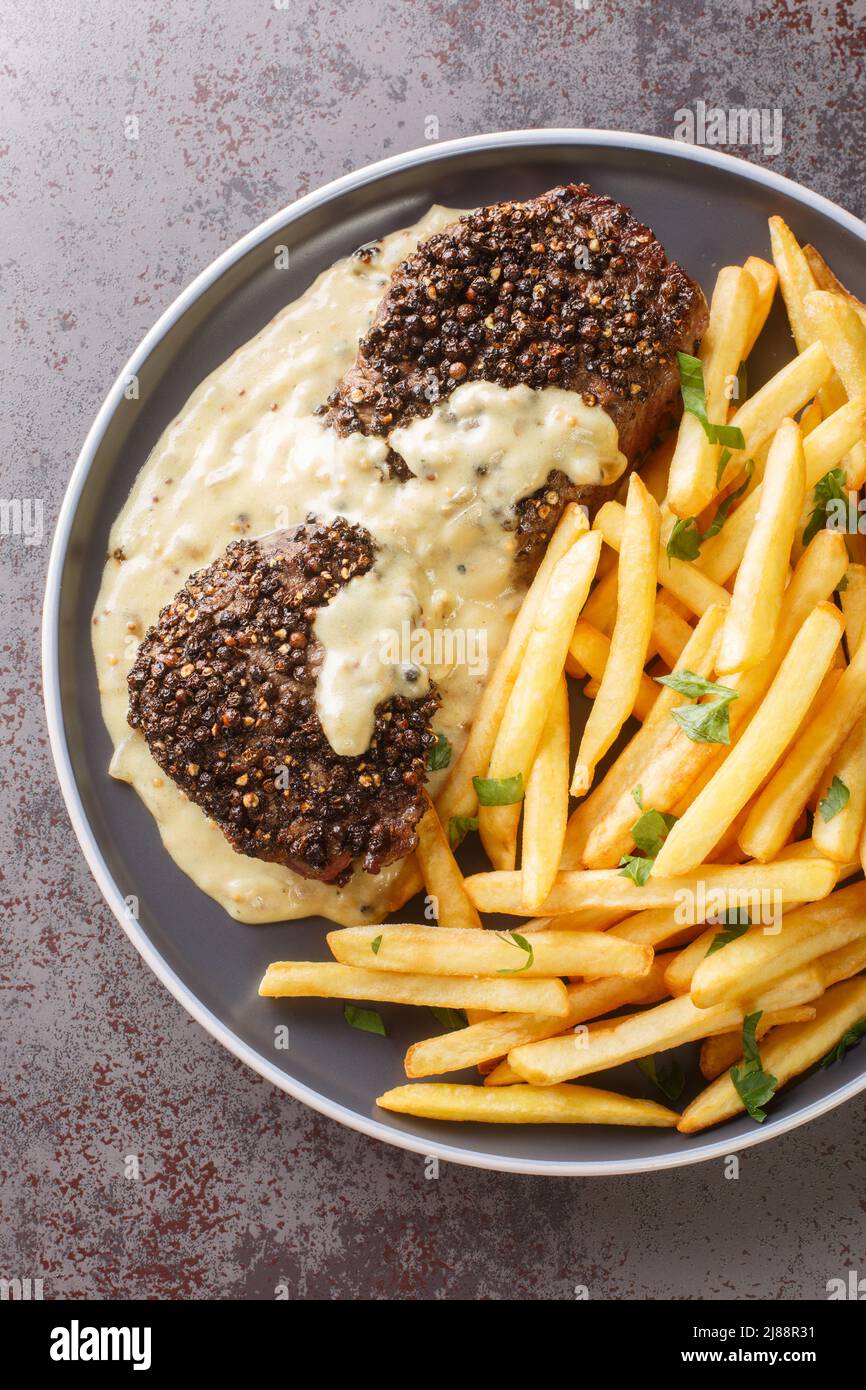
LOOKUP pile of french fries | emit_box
[260,218,866,1138]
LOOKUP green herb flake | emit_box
[820,1016,866,1068]
[631,807,677,857]
[730,1011,777,1122]
[473,772,524,806]
[706,910,751,956]
[632,784,644,811]
[344,1004,387,1036]
[429,1007,469,1033]
[427,732,453,772]
[656,670,739,701]
[803,467,847,546]
[618,854,654,886]
[677,352,746,450]
[370,934,383,956]
[636,1054,685,1102]
[818,775,850,824]
[671,697,735,745]
[495,931,535,974]
[448,814,478,850]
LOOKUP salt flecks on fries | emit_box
[261,220,866,1137]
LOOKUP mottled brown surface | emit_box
[127,521,438,882]
[4,0,866,1301]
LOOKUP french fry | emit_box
[715,341,834,493]
[424,500,588,843]
[769,216,849,422]
[568,621,659,722]
[812,715,866,864]
[740,628,866,862]
[480,529,602,867]
[507,974,815,1087]
[583,533,848,869]
[841,564,866,656]
[414,797,482,930]
[689,880,866,1010]
[743,256,779,357]
[804,290,866,486]
[668,266,758,517]
[404,961,670,1078]
[651,599,694,668]
[678,976,866,1133]
[564,606,726,866]
[464,855,836,916]
[699,1006,818,1080]
[652,603,844,876]
[483,1059,526,1087]
[326,923,653,980]
[572,477,660,793]
[802,244,866,328]
[593,500,733,619]
[521,675,570,910]
[377,1082,679,1127]
[258,961,570,1016]
[716,418,806,674]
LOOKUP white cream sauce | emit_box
[93,205,625,924]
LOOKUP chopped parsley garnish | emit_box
[495,931,534,974]
[427,732,452,771]
[656,668,739,745]
[636,1054,685,1102]
[818,775,850,823]
[448,814,478,850]
[473,772,524,806]
[344,1004,386,1036]
[430,1007,469,1032]
[730,1012,777,1122]
[820,1017,866,1068]
[803,467,847,546]
[706,911,751,956]
[618,855,655,886]
[370,934,383,955]
[665,462,753,561]
[677,352,746,450]
[618,798,677,884]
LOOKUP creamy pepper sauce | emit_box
[93,205,626,924]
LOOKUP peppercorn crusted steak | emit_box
[127,520,439,885]
[326,183,708,551]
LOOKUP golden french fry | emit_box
[652,603,844,876]
[568,620,659,722]
[594,500,732,619]
[689,880,866,1010]
[769,216,849,422]
[404,962,669,1078]
[699,1006,817,1080]
[743,256,779,357]
[841,564,866,656]
[465,856,837,917]
[572,477,659,793]
[479,528,602,867]
[377,1082,679,1127]
[521,675,570,910]
[716,418,806,674]
[819,934,866,987]
[804,290,866,486]
[483,1059,526,1087]
[802,244,866,328]
[431,500,589,834]
[812,715,866,864]
[414,798,482,930]
[668,266,757,517]
[704,396,866,584]
[326,923,652,980]
[652,599,694,668]
[678,976,866,1132]
[715,341,834,493]
[740,628,866,861]
[259,961,570,1016]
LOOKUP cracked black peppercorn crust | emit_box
[127,519,439,885]
[325,183,708,552]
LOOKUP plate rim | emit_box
[42,126,866,1177]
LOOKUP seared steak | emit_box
[127,519,439,885]
[325,183,708,551]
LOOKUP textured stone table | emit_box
[3,0,866,1300]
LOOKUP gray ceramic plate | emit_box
[44,130,866,1175]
